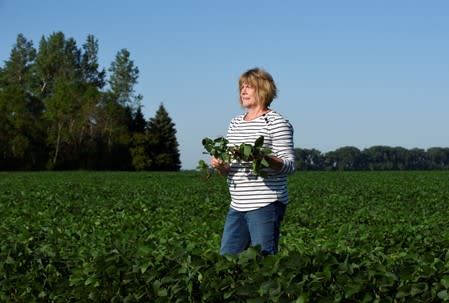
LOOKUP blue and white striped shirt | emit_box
[226,110,295,211]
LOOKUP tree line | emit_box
[0,32,181,171]
[295,146,449,171]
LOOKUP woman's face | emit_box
[240,83,258,108]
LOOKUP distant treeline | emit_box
[295,146,449,171]
[0,32,181,171]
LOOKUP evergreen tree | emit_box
[123,105,146,133]
[147,103,181,171]
[129,132,154,171]
[132,106,147,133]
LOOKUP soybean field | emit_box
[1,171,449,302]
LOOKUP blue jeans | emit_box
[220,202,286,256]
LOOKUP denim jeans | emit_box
[220,202,286,256]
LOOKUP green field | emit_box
[1,171,449,302]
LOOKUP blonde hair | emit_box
[239,67,278,108]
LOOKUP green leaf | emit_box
[224,289,235,299]
[441,276,449,289]
[197,160,208,170]
[140,261,152,274]
[5,255,14,264]
[238,246,259,265]
[295,294,307,303]
[438,290,449,300]
[158,288,168,297]
[254,135,264,147]
[260,157,269,168]
[243,144,252,158]
[38,291,47,298]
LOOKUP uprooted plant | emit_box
[198,136,272,178]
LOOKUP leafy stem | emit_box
[198,136,272,178]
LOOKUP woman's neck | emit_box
[244,106,270,121]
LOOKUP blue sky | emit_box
[1,0,448,169]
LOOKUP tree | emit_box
[81,34,105,89]
[90,48,144,170]
[108,49,141,109]
[406,148,429,170]
[294,148,324,170]
[0,34,46,169]
[34,32,82,98]
[128,107,154,171]
[363,146,389,170]
[73,35,107,169]
[32,32,110,169]
[129,132,154,171]
[132,106,147,133]
[102,48,142,146]
[147,103,181,171]
[34,32,85,168]
[427,147,449,169]
[327,146,363,171]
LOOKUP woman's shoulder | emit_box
[230,114,245,123]
[266,110,291,124]
[265,110,294,133]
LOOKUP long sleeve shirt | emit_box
[226,110,295,211]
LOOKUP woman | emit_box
[211,67,295,255]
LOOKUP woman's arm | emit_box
[268,116,296,174]
[265,155,284,172]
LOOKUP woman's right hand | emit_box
[210,157,230,175]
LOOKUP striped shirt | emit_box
[226,110,295,212]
